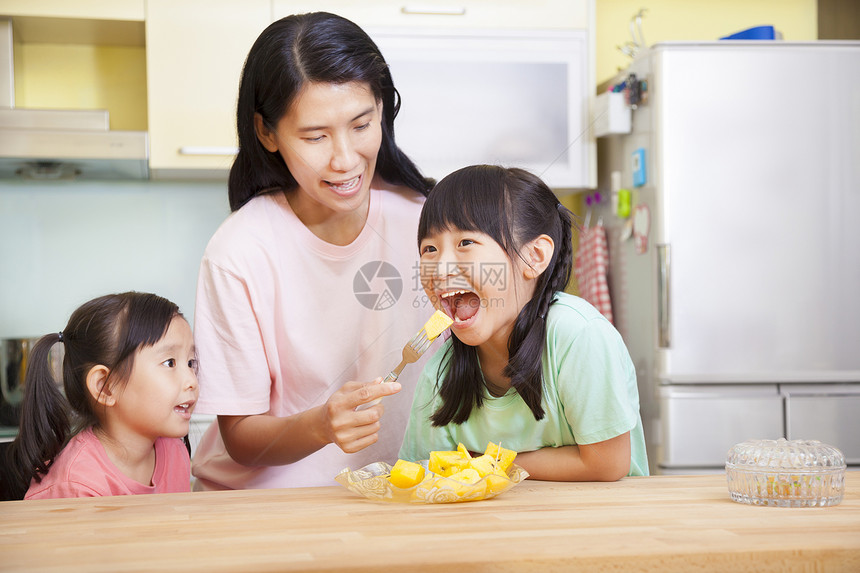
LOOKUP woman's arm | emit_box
[514,432,631,482]
[217,379,402,466]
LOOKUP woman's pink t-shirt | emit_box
[191,186,436,490]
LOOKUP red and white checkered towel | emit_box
[574,222,614,324]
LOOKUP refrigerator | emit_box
[591,42,860,474]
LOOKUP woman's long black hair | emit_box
[0,292,181,501]
[228,11,433,211]
[417,165,574,426]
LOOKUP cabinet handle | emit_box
[179,146,238,156]
[657,244,671,348]
[401,5,466,16]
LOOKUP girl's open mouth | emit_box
[439,290,481,325]
[174,402,195,419]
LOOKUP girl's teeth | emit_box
[440,290,467,298]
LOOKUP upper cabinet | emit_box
[274,1,589,30]
[274,1,596,189]
[3,1,594,188]
[145,0,271,178]
[0,1,143,21]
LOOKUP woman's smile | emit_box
[325,173,363,198]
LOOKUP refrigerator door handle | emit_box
[658,244,671,348]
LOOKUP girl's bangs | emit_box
[123,297,179,352]
[418,166,508,248]
[111,296,180,383]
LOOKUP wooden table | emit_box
[2,472,858,572]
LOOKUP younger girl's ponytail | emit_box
[1,334,69,501]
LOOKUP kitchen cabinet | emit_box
[658,385,784,470]
[5,1,594,184]
[0,1,143,21]
[0,9,146,137]
[0,0,144,49]
[783,384,860,464]
[658,383,860,474]
[274,0,589,30]
[273,1,596,189]
[145,0,271,178]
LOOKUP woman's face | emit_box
[257,81,383,223]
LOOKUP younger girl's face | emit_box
[419,228,537,350]
[114,316,199,442]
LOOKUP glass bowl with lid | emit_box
[726,438,846,507]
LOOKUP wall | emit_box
[0,180,230,338]
[595,0,817,84]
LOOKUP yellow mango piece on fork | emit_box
[423,310,453,341]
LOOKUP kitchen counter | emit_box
[2,472,858,572]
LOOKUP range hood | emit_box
[0,19,149,180]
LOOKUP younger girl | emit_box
[0,292,199,500]
[400,166,648,480]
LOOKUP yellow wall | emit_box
[596,0,818,84]
[16,43,147,131]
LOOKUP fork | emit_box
[382,329,436,385]
[356,310,453,410]
[356,330,435,411]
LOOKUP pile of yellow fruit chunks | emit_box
[388,442,518,501]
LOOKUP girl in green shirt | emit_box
[400,165,648,480]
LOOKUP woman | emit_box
[191,12,434,490]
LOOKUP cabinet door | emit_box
[0,1,144,20]
[658,385,784,469]
[268,3,594,189]
[784,384,860,465]
[370,28,592,188]
[274,0,589,30]
[145,0,271,177]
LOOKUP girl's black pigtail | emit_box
[431,340,484,426]
[0,334,70,501]
[504,202,574,421]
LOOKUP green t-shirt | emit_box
[399,292,649,476]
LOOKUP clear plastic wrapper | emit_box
[336,460,529,504]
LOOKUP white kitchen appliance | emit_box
[593,41,860,474]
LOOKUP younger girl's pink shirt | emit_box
[24,427,191,499]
